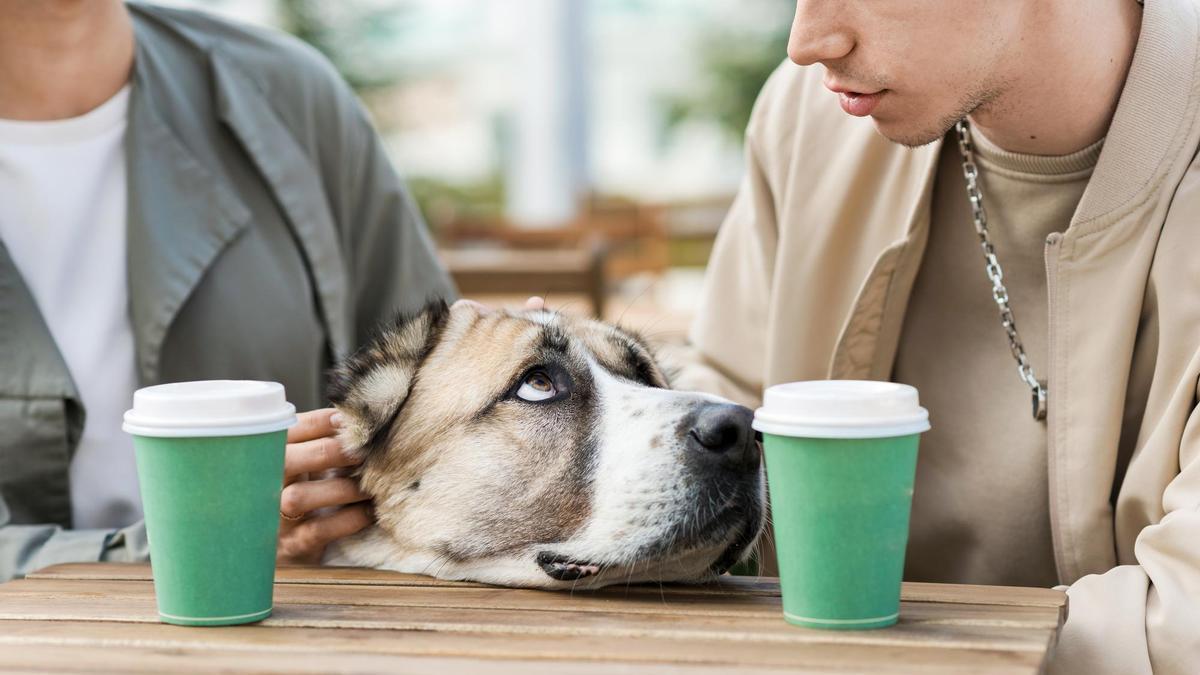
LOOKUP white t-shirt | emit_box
[0,86,143,530]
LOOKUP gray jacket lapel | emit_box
[211,56,351,361]
[125,62,251,386]
[0,242,82,526]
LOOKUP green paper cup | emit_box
[123,381,297,626]
[753,381,929,630]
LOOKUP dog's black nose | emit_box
[686,403,760,471]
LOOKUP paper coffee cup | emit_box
[753,380,929,630]
[123,380,296,627]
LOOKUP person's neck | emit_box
[968,0,1143,156]
[0,0,134,121]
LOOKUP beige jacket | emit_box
[674,0,1200,672]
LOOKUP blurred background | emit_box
[161,0,791,341]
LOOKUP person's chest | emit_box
[890,136,1096,587]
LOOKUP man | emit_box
[673,0,1199,672]
[0,1,454,580]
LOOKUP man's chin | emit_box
[865,105,966,148]
[867,87,998,149]
[872,118,955,148]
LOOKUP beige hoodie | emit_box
[672,0,1200,672]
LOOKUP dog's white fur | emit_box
[324,302,763,589]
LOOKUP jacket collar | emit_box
[125,7,352,375]
[125,25,251,385]
[833,0,1200,390]
[1071,0,1200,234]
[210,54,352,361]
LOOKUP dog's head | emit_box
[326,299,763,588]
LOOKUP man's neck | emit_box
[968,0,1143,156]
[0,1,134,121]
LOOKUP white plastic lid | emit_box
[122,380,297,438]
[752,380,930,439]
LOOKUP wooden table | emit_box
[0,563,1066,674]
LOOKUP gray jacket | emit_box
[0,3,456,580]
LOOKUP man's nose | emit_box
[787,0,854,66]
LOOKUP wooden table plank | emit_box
[26,563,1068,609]
[0,594,1057,654]
[0,621,1045,675]
[901,581,1069,611]
[0,643,799,675]
[0,578,1062,628]
[0,577,1061,662]
[0,563,1067,675]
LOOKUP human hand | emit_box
[451,297,546,313]
[276,408,372,564]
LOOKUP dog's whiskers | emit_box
[418,552,453,580]
[614,277,658,328]
[433,555,454,580]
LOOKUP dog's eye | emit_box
[516,371,558,402]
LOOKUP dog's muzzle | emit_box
[536,552,602,581]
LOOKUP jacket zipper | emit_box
[1043,231,1070,584]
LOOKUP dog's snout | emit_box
[691,404,751,452]
[686,403,759,470]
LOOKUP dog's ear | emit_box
[328,299,451,456]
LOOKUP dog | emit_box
[322,299,764,589]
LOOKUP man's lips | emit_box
[837,91,884,117]
[824,79,886,117]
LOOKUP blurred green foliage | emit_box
[663,4,792,141]
[276,0,412,93]
[273,0,498,229]
[269,0,789,228]
[407,174,507,233]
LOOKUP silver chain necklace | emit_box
[954,119,1048,421]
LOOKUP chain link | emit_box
[954,119,1048,421]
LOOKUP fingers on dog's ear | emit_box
[308,503,373,548]
[452,298,493,315]
[287,408,338,444]
[328,299,451,456]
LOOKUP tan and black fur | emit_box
[324,299,764,589]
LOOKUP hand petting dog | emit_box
[319,297,763,587]
[276,408,373,564]
[276,299,540,564]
